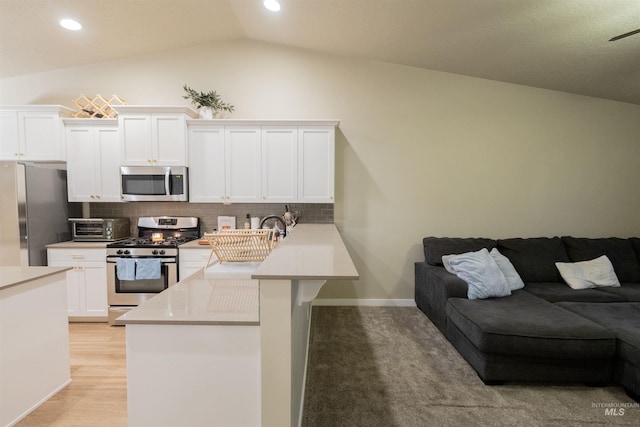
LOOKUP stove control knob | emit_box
[152,250,158,255]
[159,250,166,255]
[124,250,130,255]
[116,250,123,255]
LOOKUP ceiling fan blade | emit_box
[609,28,640,42]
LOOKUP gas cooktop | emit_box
[107,216,200,249]
[107,237,191,248]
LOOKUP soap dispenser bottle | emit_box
[244,214,251,229]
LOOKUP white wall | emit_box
[2,40,640,301]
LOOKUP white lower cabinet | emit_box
[179,246,214,280]
[47,248,108,320]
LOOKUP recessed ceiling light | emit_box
[263,0,281,12]
[60,18,82,31]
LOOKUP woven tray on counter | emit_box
[202,229,277,267]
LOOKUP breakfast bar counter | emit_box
[119,224,358,427]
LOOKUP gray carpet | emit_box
[302,306,640,427]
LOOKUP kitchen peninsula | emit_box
[0,266,71,427]
[118,224,358,427]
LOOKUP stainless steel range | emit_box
[106,216,200,324]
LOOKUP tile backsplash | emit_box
[89,202,333,236]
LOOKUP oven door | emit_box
[107,255,177,306]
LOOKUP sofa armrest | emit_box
[415,262,468,333]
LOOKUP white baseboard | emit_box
[312,299,416,307]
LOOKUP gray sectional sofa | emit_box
[414,236,640,400]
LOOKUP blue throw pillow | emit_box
[490,248,525,291]
[443,248,511,300]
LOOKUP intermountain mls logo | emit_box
[592,402,639,416]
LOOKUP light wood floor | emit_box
[17,323,127,427]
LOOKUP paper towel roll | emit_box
[251,217,260,229]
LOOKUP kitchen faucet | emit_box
[259,215,287,238]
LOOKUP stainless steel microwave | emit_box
[120,166,188,202]
[69,218,130,241]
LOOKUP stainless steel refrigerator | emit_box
[0,161,79,266]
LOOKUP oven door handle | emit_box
[107,257,177,263]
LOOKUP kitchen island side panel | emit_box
[126,323,261,427]
[0,269,71,427]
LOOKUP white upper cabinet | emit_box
[261,127,298,203]
[0,106,73,161]
[114,106,197,166]
[298,126,335,203]
[225,126,262,203]
[188,126,226,203]
[188,126,262,203]
[187,120,338,204]
[64,119,121,202]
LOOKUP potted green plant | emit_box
[183,85,235,119]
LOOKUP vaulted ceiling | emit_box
[1,0,639,105]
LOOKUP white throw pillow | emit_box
[442,248,511,300]
[555,255,621,290]
[490,248,525,291]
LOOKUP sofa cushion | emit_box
[556,302,640,367]
[522,282,626,303]
[442,248,511,300]
[490,248,525,291]
[555,256,621,289]
[594,282,640,302]
[630,238,640,264]
[445,291,615,359]
[561,237,640,282]
[423,237,497,266]
[497,237,569,282]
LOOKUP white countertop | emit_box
[252,224,359,280]
[117,223,358,325]
[46,241,110,249]
[117,269,259,325]
[0,266,72,291]
[179,240,210,249]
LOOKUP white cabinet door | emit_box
[95,127,121,202]
[179,248,214,281]
[225,127,261,203]
[120,113,187,166]
[261,127,298,203]
[82,265,108,317]
[188,126,226,203]
[298,127,335,203]
[47,248,108,320]
[66,127,99,201]
[66,124,120,202]
[0,110,66,161]
[120,114,152,165]
[0,111,19,159]
[153,114,187,165]
[64,268,82,317]
[18,112,65,160]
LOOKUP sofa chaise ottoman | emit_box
[415,236,640,399]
